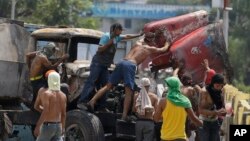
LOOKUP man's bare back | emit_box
[124,39,169,65]
[26,52,68,78]
[30,53,49,77]
[42,90,66,122]
[34,89,67,136]
[133,92,158,119]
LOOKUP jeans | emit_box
[78,61,109,107]
[198,120,221,141]
[36,123,62,141]
[135,119,155,141]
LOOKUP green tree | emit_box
[0,0,99,29]
[229,0,250,91]
[0,0,11,17]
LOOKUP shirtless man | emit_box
[34,72,67,141]
[198,73,226,141]
[88,38,169,120]
[26,43,68,103]
[132,77,158,141]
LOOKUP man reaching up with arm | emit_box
[88,38,169,120]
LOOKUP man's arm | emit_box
[153,98,166,122]
[132,93,139,113]
[186,108,203,127]
[26,52,37,69]
[34,89,44,113]
[61,93,67,134]
[173,67,180,77]
[34,93,50,137]
[122,32,143,40]
[151,93,158,111]
[41,54,68,69]
[202,59,210,71]
[146,42,169,54]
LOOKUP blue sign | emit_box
[92,3,210,19]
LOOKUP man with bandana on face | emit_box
[26,42,69,105]
[198,73,227,141]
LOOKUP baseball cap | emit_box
[45,70,56,78]
[141,77,151,87]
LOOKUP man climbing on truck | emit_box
[77,23,143,111]
[26,42,68,105]
[87,38,169,120]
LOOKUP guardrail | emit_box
[222,84,250,141]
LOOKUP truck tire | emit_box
[65,110,104,141]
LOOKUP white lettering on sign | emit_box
[234,129,247,136]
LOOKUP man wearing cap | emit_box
[78,23,143,110]
[133,77,158,141]
[26,42,68,105]
[88,38,169,120]
[198,73,227,141]
[154,76,203,141]
[34,72,66,141]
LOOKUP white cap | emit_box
[141,77,151,87]
[48,72,60,91]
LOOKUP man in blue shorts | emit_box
[78,23,143,110]
[88,38,170,120]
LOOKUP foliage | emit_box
[0,0,100,29]
[0,0,12,17]
[228,0,250,89]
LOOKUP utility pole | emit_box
[223,0,232,51]
[11,0,17,20]
[212,0,232,51]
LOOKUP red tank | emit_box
[150,22,232,84]
[143,10,208,48]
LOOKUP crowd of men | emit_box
[27,22,228,141]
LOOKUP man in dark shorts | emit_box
[78,23,143,110]
[88,38,169,120]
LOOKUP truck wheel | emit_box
[65,110,104,141]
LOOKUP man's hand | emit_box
[201,59,210,70]
[63,54,69,59]
[34,125,40,137]
[139,30,144,36]
[215,108,227,116]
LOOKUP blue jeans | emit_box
[198,120,221,141]
[78,61,109,107]
[36,123,62,141]
[109,60,136,90]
